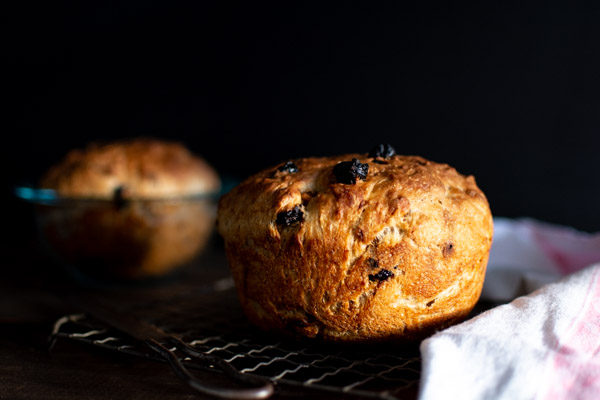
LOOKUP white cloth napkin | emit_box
[419,218,600,400]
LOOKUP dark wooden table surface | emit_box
[1,237,418,400]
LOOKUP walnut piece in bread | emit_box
[217,150,493,341]
[39,139,220,279]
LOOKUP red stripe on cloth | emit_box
[530,228,600,275]
[542,267,600,399]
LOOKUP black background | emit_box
[5,2,600,239]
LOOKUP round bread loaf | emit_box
[41,138,220,199]
[39,139,220,279]
[217,149,493,341]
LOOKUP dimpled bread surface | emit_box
[217,152,493,341]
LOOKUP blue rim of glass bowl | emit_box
[14,177,238,206]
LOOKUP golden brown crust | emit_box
[217,154,493,341]
[40,138,220,198]
[38,199,215,279]
[37,138,220,279]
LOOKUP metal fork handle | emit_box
[146,338,274,399]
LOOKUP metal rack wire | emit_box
[52,284,421,400]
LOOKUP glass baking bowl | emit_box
[16,186,220,282]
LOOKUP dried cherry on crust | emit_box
[277,161,298,173]
[333,158,369,184]
[369,269,394,282]
[276,205,304,226]
[368,144,396,159]
[113,185,130,209]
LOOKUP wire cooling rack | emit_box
[51,280,421,400]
